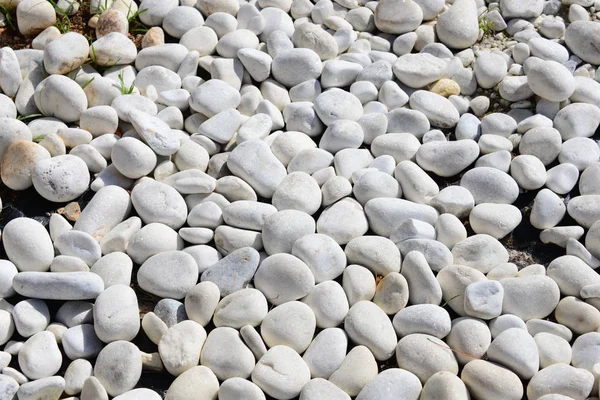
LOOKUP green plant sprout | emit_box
[117,71,135,94]
[478,11,496,38]
[47,0,72,34]
[126,4,149,34]
[0,4,16,31]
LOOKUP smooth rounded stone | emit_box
[153,299,187,328]
[401,251,442,304]
[272,172,321,215]
[90,31,137,66]
[395,333,458,383]
[303,281,349,328]
[300,378,350,400]
[344,300,397,361]
[189,79,241,118]
[252,346,310,400]
[371,272,407,315]
[581,163,600,195]
[222,201,276,231]
[0,118,32,160]
[527,319,573,342]
[374,0,422,34]
[534,332,572,368]
[478,135,514,155]
[215,176,257,203]
[94,341,142,397]
[344,236,400,277]
[110,137,157,180]
[559,137,600,172]
[184,282,220,328]
[200,327,255,381]
[393,304,451,339]
[141,312,168,345]
[330,345,379,397]
[527,363,595,400]
[16,376,65,400]
[437,265,487,316]
[480,113,517,138]
[567,195,600,229]
[113,388,162,400]
[469,203,522,239]
[317,198,368,245]
[416,140,479,177]
[62,324,103,360]
[462,360,523,400]
[313,88,363,127]
[0,140,49,191]
[486,327,539,379]
[130,180,187,229]
[519,127,562,166]
[572,333,600,377]
[238,325,267,361]
[436,0,478,49]
[395,238,452,274]
[64,358,93,395]
[91,252,133,288]
[356,368,422,400]
[54,230,101,267]
[421,371,469,400]
[18,331,61,380]
[460,167,519,205]
[164,366,219,400]
[429,186,474,219]
[70,144,107,173]
[510,155,547,190]
[0,260,17,298]
[451,234,509,274]
[158,320,207,377]
[342,264,376,306]
[13,271,104,301]
[474,52,508,89]
[565,21,600,64]
[3,217,53,272]
[392,54,445,91]
[126,223,182,265]
[409,90,460,129]
[213,288,268,329]
[500,274,560,321]
[260,301,316,353]
[463,280,504,320]
[365,198,439,237]
[527,60,575,102]
[34,74,87,123]
[201,247,260,296]
[548,255,600,296]
[271,48,322,88]
[300,328,347,380]
[56,301,93,328]
[129,109,180,156]
[370,133,420,164]
[353,170,400,205]
[555,296,600,334]
[435,213,467,249]
[212,225,262,255]
[219,378,266,400]
[254,253,315,306]
[319,118,364,154]
[291,234,346,283]
[137,251,197,299]
[260,210,315,255]
[12,299,50,338]
[530,189,566,230]
[541,226,586,248]
[31,155,90,203]
[227,139,286,198]
[0,375,18,398]
[93,284,139,343]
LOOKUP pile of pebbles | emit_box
[0,0,600,399]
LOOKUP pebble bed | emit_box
[0,0,600,399]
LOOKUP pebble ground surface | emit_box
[0,0,600,399]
